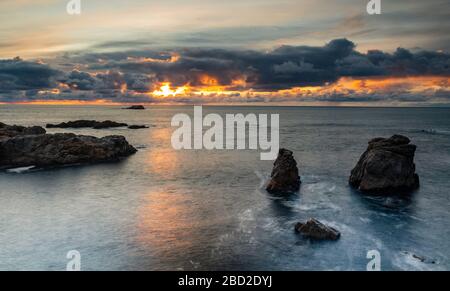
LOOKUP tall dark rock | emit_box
[266,149,301,194]
[349,135,420,194]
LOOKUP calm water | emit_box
[0,105,449,271]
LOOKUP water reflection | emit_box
[135,188,226,270]
[145,127,180,175]
[136,190,196,252]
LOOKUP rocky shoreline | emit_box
[0,122,137,170]
[46,120,149,130]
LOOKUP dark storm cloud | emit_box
[79,38,450,92]
[1,39,449,103]
[0,57,61,91]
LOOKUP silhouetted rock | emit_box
[46,120,128,129]
[128,125,149,129]
[0,122,46,138]
[93,121,128,129]
[295,218,341,241]
[349,135,420,194]
[266,149,301,194]
[124,105,145,110]
[0,133,137,169]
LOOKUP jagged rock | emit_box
[349,135,420,194]
[0,122,46,138]
[128,125,149,129]
[295,218,341,241]
[46,120,128,129]
[266,149,301,194]
[123,105,145,110]
[0,133,137,169]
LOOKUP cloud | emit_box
[0,39,449,104]
[0,57,61,91]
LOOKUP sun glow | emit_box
[152,83,189,97]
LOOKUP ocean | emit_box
[0,105,449,271]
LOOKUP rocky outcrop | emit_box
[295,218,341,241]
[0,133,137,169]
[46,120,149,130]
[0,122,46,138]
[128,125,149,129]
[266,149,301,194]
[349,135,420,194]
[46,120,128,129]
[0,122,137,170]
[123,105,145,110]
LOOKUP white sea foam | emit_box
[6,166,35,173]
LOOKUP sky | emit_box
[0,0,449,105]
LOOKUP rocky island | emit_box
[123,105,145,110]
[349,135,420,194]
[46,120,149,130]
[0,123,137,170]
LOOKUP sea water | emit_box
[0,105,449,271]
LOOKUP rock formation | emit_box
[266,149,301,194]
[46,120,128,129]
[46,120,149,130]
[0,122,46,138]
[123,105,145,110]
[349,135,420,194]
[128,125,149,129]
[295,218,341,241]
[0,123,137,169]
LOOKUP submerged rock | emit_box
[266,149,301,194]
[402,251,437,265]
[295,218,341,241]
[349,135,420,194]
[123,105,145,110]
[0,122,46,138]
[0,126,137,169]
[46,120,128,129]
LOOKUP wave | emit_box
[6,166,36,174]
[418,129,450,136]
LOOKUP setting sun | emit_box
[152,83,188,97]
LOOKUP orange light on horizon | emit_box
[152,82,189,97]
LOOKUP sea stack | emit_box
[266,149,301,194]
[349,135,420,194]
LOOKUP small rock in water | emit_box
[128,125,149,129]
[123,105,145,110]
[349,135,420,195]
[295,218,341,241]
[402,251,437,264]
[266,149,301,194]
